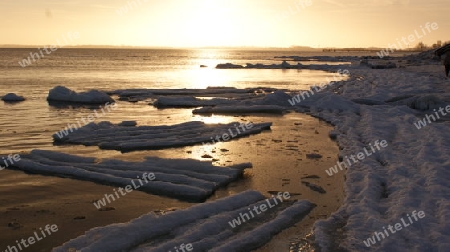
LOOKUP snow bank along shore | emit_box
[308,61,450,251]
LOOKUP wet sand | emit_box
[0,110,344,252]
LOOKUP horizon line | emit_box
[0,44,429,52]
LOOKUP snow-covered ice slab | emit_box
[52,190,315,252]
[275,55,357,62]
[47,86,115,104]
[108,87,279,103]
[154,96,235,108]
[193,105,286,114]
[53,121,272,152]
[216,62,351,71]
[8,149,252,202]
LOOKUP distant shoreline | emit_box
[0,45,426,53]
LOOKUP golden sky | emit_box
[1,0,448,48]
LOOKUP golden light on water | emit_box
[195,115,234,125]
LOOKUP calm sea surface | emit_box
[1,48,355,91]
[0,48,357,155]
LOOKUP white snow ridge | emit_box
[51,190,315,252]
[8,149,252,202]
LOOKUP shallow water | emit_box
[0,48,347,154]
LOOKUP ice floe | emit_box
[108,87,278,103]
[52,190,315,252]
[216,61,351,71]
[193,105,286,114]
[53,121,272,152]
[154,96,235,108]
[7,149,252,202]
[47,86,115,104]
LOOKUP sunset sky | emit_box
[1,0,448,48]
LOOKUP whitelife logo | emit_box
[377,22,438,58]
[93,172,155,209]
[228,192,291,228]
[325,140,388,176]
[0,154,21,171]
[3,224,58,252]
[201,122,254,148]
[55,102,118,139]
[363,210,426,247]
[413,105,450,129]
[18,32,80,67]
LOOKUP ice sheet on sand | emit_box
[53,121,272,152]
[47,86,115,104]
[1,93,25,102]
[52,190,315,252]
[7,149,252,202]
